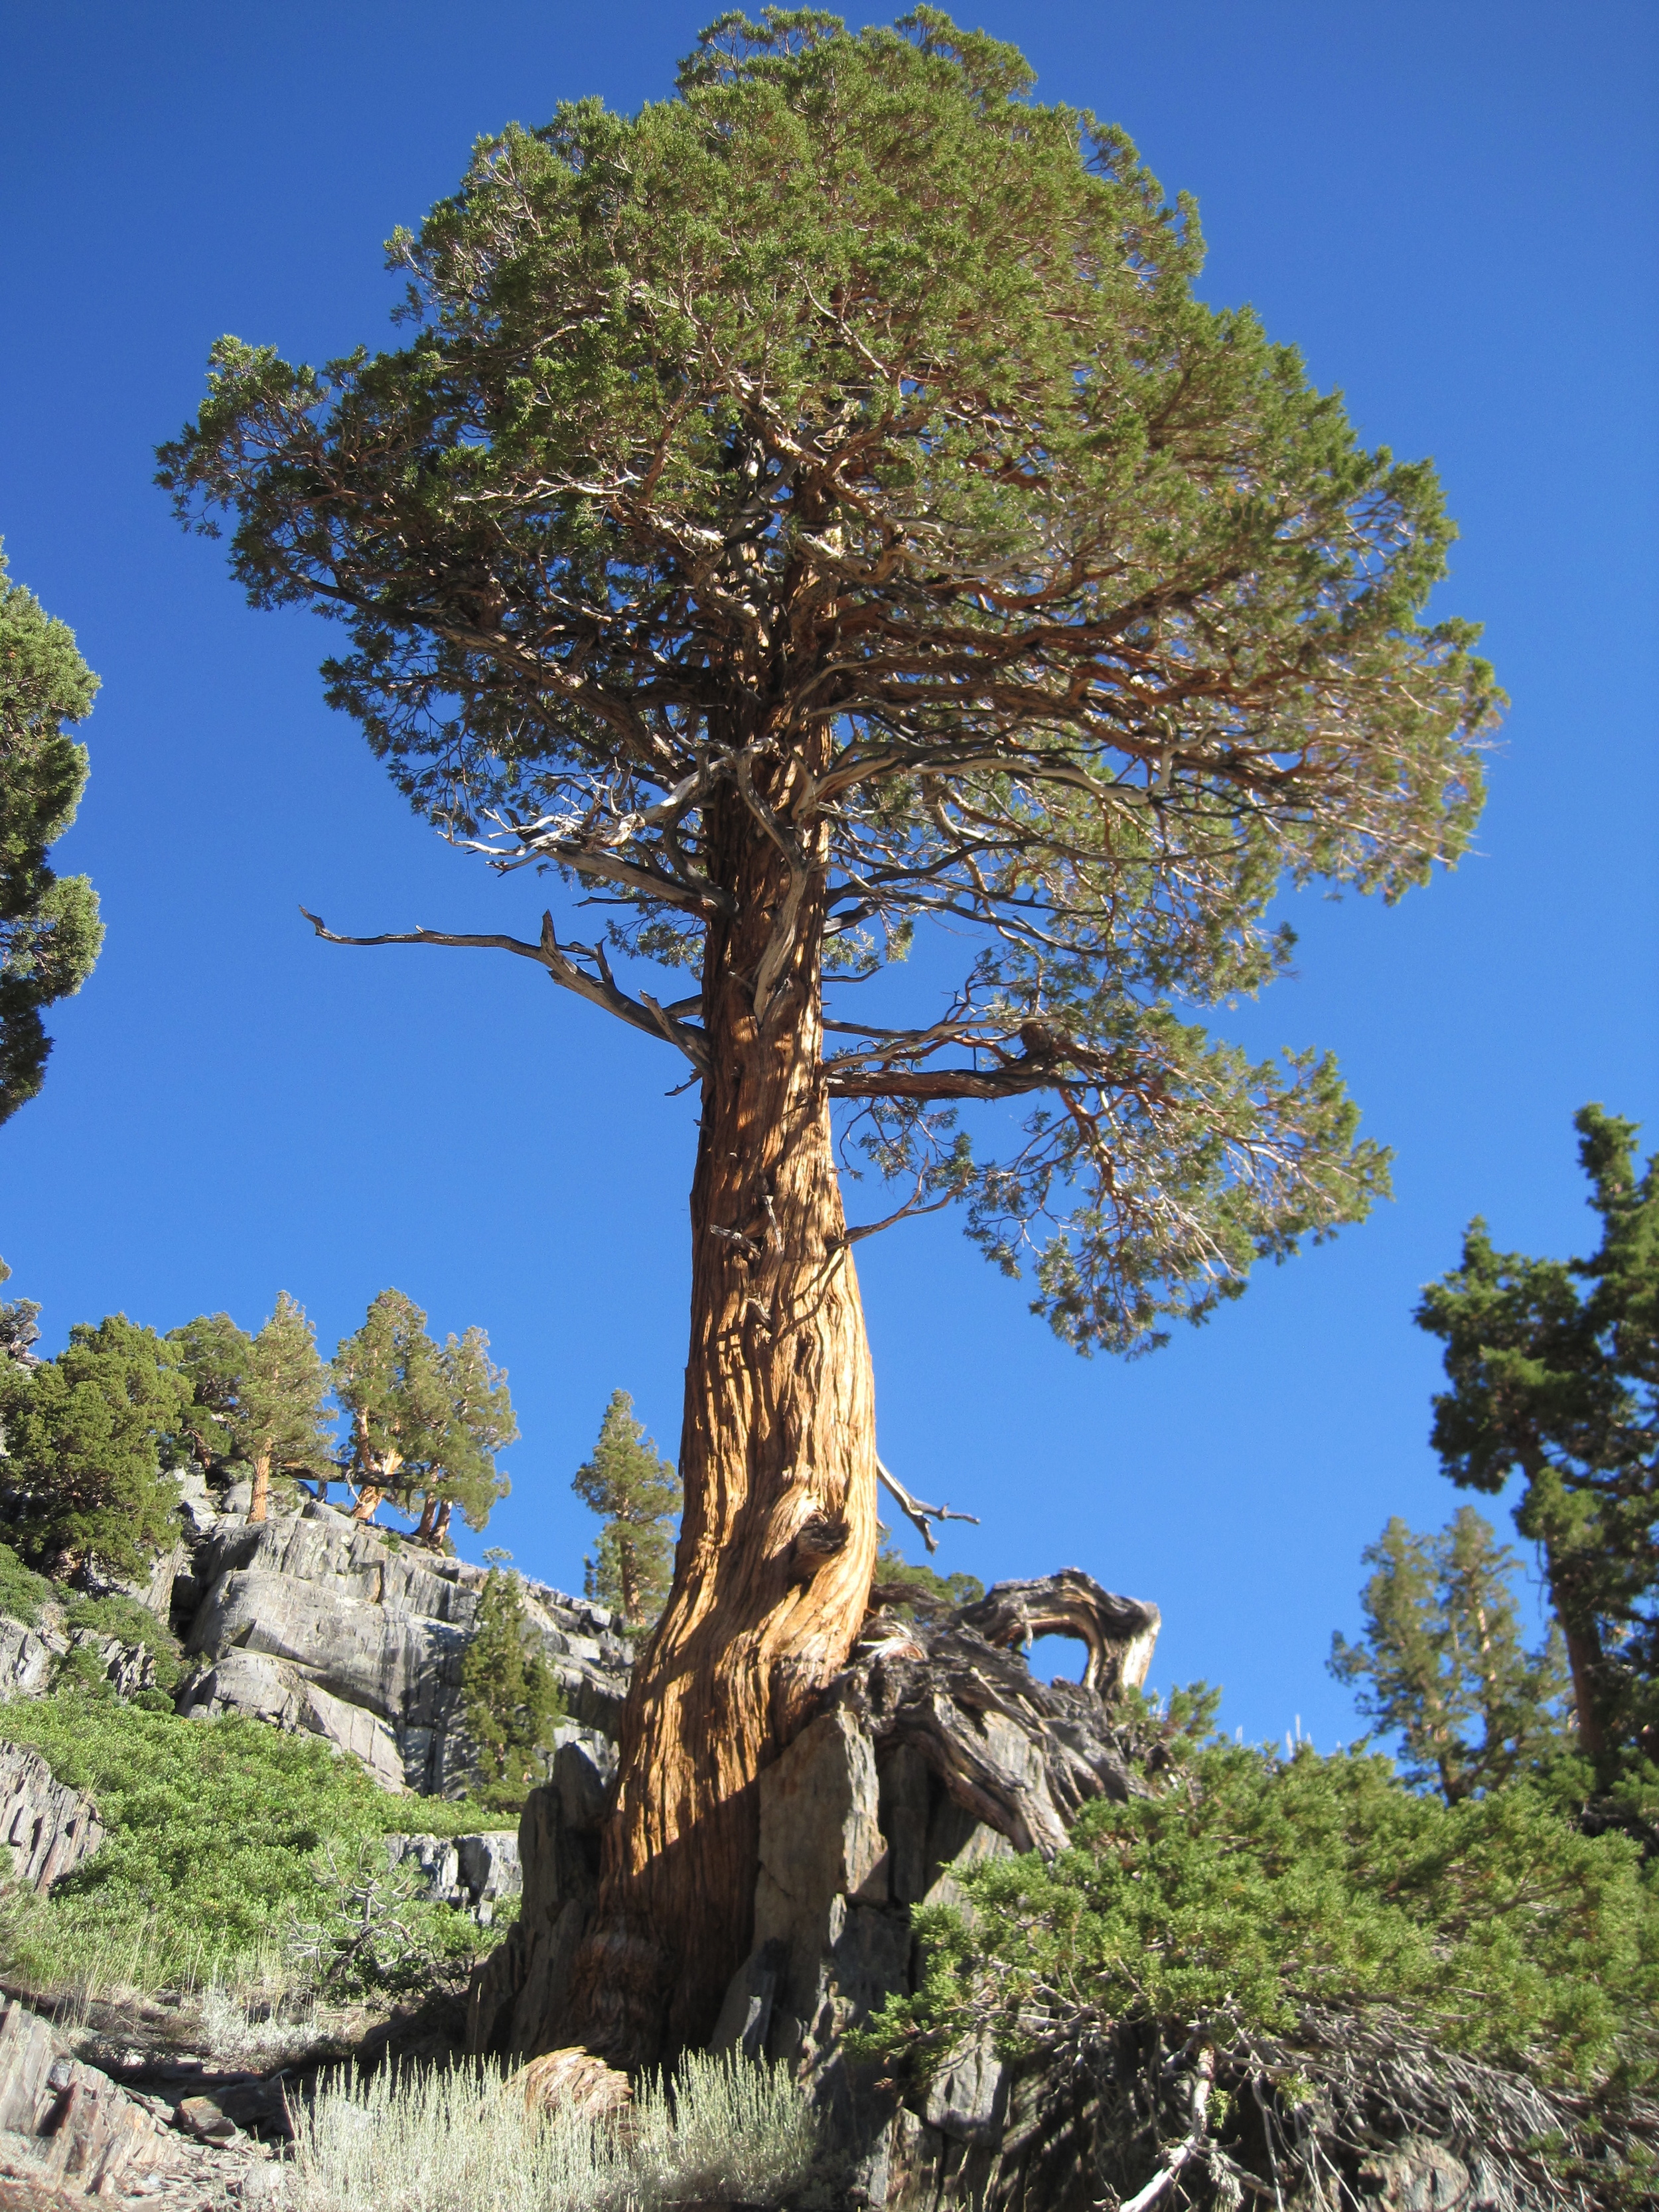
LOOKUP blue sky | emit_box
[2,1,1654,1748]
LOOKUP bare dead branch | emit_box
[299,907,710,1074]
[875,1454,980,1556]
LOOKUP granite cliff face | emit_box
[0,1473,634,1807]
[167,1488,633,1797]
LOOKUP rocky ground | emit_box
[0,1972,480,2210]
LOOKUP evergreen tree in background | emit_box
[1415,1106,1658,1773]
[0,543,103,1124]
[171,1297,336,1519]
[416,1325,517,1546]
[1329,1507,1569,1802]
[459,1566,564,1811]
[2,1316,190,1580]
[242,1293,335,1523]
[332,1290,514,1540]
[169,1311,253,1473]
[575,1392,680,1628]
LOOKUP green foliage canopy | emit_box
[159,8,1496,1356]
[332,1290,515,1534]
[0,544,102,1125]
[0,1688,496,1980]
[169,1310,255,1473]
[2,1316,190,1580]
[863,1698,1659,2096]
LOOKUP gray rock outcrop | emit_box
[0,1621,52,1704]
[384,1828,522,1922]
[173,1501,632,1795]
[0,1742,102,1891]
[466,1741,610,2058]
[0,1998,166,2196]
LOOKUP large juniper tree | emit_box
[159,11,1495,2055]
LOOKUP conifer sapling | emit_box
[574,1392,681,1629]
[459,1567,564,1810]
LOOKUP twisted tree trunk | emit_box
[565,779,879,2062]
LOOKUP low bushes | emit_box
[866,1692,1659,2092]
[0,1687,506,1994]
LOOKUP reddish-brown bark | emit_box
[563,778,879,2061]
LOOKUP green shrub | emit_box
[0,1541,51,1627]
[60,1591,184,1692]
[863,1693,1659,2095]
[289,1840,494,2001]
[0,1688,506,1989]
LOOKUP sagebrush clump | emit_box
[290,2049,819,2212]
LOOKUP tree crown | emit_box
[0,542,103,1124]
[574,1388,681,1624]
[1329,1509,1569,1803]
[4,1315,191,1579]
[333,1289,514,1529]
[159,8,1497,1352]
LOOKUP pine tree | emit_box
[5,1315,191,1580]
[459,1566,564,1811]
[332,1290,514,1538]
[574,1392,680,1627]
[1415,1105,1658,1771]
[169,1311,253,1475]
[0,544,103,1124]
[411,1325,516,1548]
[332,1290,446,1522]
[1330,1508,1569,1801]
[242,1292,334,1522]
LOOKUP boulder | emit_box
[465,1744,608,2057]
[0,1623,52,1705]
[384,1828,521,1922]
[0,2002,165,2197]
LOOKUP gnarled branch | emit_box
[299,909,710,1074]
